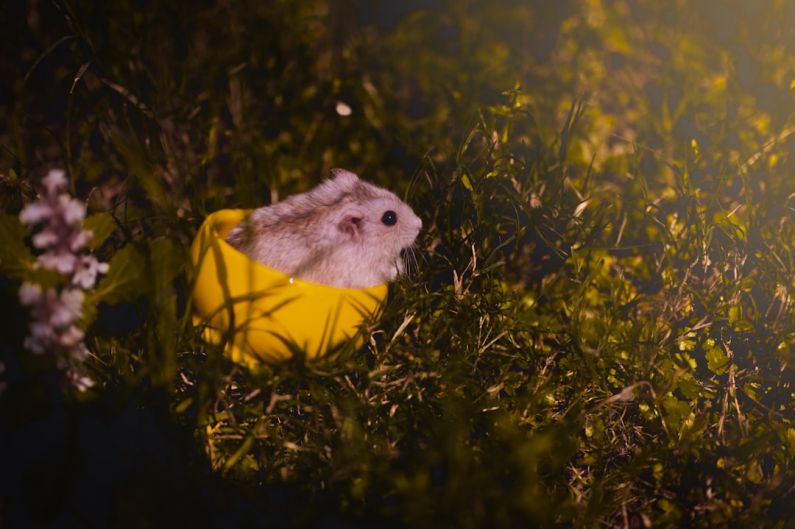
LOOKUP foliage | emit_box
[1,0,793,527]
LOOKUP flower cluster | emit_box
[18,169,108,391]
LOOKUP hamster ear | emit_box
[338,212,364,241]
[330,168,359,188]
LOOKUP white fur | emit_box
[227,170,422,288]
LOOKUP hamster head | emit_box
[319,169,422,285]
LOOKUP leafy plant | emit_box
[1,0,792,527]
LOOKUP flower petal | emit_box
[42,169,67,194]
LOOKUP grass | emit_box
[1,0,793,527]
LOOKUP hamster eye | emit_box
[381,210,397,226]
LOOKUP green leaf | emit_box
[83,212,116,249]
[705,341,729,375]
[676,374,701,400]
[662,395,690,434]
[92,244,147,304]
[0,212,34,280]
[728,305,741,325]
[113,135,170,210]
[786,428,795,456]
[147,237,185,386]
[746,460,764,484]
[461,173,474,192]
[148,237,185,284]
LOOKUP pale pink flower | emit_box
[72,255,110,289]
[32,230,59,249]
[37,253,78,275]
[19,282,43,305]
[57,325,85,348]
[18,169,110,391]
[67,369,95,392]
[19,202,53,225]
[41,168,67,193]
[51,288,84,327]
[69,229,92,252]
[19,283,85,355]
[58,194,87,225]
[19,169,98,277]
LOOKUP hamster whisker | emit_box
[400,247,415,277]
[402,245,420,277]
[399,248,410,276]
[410,247,419,276]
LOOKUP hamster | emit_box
[225,169,422,289]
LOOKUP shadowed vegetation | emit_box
[1,1,793,527]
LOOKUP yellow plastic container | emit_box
[191,209,388,368]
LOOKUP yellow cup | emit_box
[190,209,388,368]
